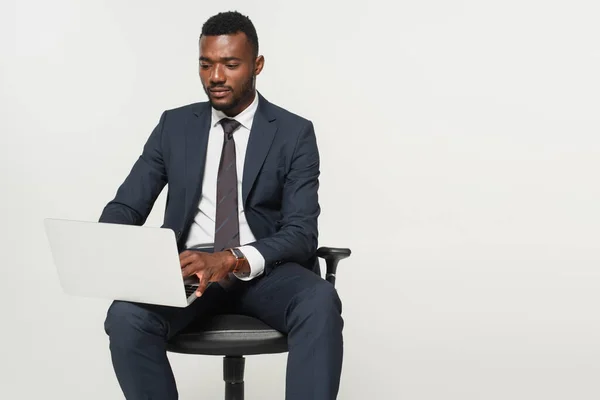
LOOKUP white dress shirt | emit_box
[184,92,265,280]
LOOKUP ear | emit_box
[254,55,265,76]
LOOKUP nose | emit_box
[210,64,226,85]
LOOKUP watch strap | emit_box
[227,247,247,275]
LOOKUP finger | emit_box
[181,262,198,277]
[180,253,206,274]
[179,251,196,268]
[181,255,200,276]
[196,272,209,297]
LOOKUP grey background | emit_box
[1,0,599,399]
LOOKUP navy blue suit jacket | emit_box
[99,92,321,275]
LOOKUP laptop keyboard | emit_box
[184,285,198,297]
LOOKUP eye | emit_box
[200,64,211,70]
[226,64,240,69]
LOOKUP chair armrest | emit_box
[316,247,351,287]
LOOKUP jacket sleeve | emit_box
[99,112,168,225]
[249,121,320,271]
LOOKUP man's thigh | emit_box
[105,282,235,339]
[234,263,341,333]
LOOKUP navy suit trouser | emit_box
[104,262,344,399]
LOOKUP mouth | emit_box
[209,88,232,99]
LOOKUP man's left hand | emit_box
[179,250,236,296]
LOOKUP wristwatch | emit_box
[227,247,249,278]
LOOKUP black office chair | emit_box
[166,246,351,400]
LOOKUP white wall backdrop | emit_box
[1,0,599,399]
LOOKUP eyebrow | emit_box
[199,56,243,62]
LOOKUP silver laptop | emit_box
[43,218,200,307]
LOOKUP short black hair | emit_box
[200,11,259,58]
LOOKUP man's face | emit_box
[199,32,264,116]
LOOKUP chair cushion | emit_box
[166,314,289,356]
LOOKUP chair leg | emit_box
[223,355,245,400]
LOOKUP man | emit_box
[100,10,343,400]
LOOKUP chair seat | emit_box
[166,314,288,356]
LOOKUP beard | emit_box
[204,74,255,112]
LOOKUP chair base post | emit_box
[223,356,245,400]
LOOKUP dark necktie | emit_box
[214,118,242,252]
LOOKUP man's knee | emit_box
[104,301,168,346]
[314,282,342,314]
[292,281,343,324]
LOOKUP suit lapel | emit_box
[184,103,211,219]
[242,94,277,205]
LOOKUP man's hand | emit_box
[179,250,236,296]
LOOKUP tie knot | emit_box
[219,118,241,138]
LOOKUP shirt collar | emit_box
[211,91,259,130]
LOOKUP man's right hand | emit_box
[179,250,236,296]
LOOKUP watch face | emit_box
[231,247,245,259]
